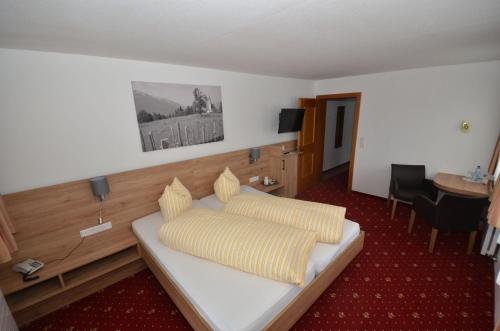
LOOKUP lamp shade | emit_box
[90,176,110,201]
[249,147,261,163]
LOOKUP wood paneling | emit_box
[0,141,295,296]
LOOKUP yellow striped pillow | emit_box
[160,208,317,287]
[214,167,240,203]
[158,177,192,222]
[224,194,345,243]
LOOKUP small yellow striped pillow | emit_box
[214,167,240,203]
[158,177,192,222]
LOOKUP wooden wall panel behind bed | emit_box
[0,140,297,297]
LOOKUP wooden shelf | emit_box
[0,228,137,296]
[13,260,146,326]
[6,277,62,313]
[63,246,140,288]
[5,244,140,314]
[255,182,284,193]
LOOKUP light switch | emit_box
[359,137,365,148]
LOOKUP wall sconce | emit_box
[461,120,470,133]
[89,176,110,224]
[249,147,261,164]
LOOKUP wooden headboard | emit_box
[0,140,296,294]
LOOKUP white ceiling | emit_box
[1,0,500,79]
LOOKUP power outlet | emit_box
[249,176,259,183]
[80,221,112,238]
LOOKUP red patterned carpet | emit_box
[22,173,494,331]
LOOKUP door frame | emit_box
[315,92,361,193]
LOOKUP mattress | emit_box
[132,204,316,331]
[201,186,361,274]
[309,220,360,273]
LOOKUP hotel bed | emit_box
[201,186,361,274]
[132,187,364,331]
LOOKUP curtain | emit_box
[488,177,500,228]
[488,135,499,175]
[487,135,500,228]
[0,195,17,264]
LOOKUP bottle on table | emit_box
[472,165,481,182]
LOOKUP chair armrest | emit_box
[423,179,438,201]
[413,194,437,222]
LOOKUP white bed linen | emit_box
[200,186,361,275]
[200,185,266,210]
[309,220,360,273]
[133,204,316,331]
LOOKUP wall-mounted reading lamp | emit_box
[89,176,110,225]
[249,147,261,164]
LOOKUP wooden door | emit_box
[297,98,322,193]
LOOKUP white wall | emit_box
[1,49,498,197]
[323,99,355,171]
[315,61,500,198]
[0,49,313,194]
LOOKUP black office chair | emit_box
[409,194,489,254]
[387,164,437,219]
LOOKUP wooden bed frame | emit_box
[1,139,360,325]
[139,230,365,331]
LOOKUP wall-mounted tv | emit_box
[278,108,305,133]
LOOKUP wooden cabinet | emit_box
[282,153,298,198]
[259,151,298,198]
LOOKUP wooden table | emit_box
[433,172,490,198]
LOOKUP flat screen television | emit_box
[278,108,305,133]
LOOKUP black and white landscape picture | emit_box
[131,81,224,152]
